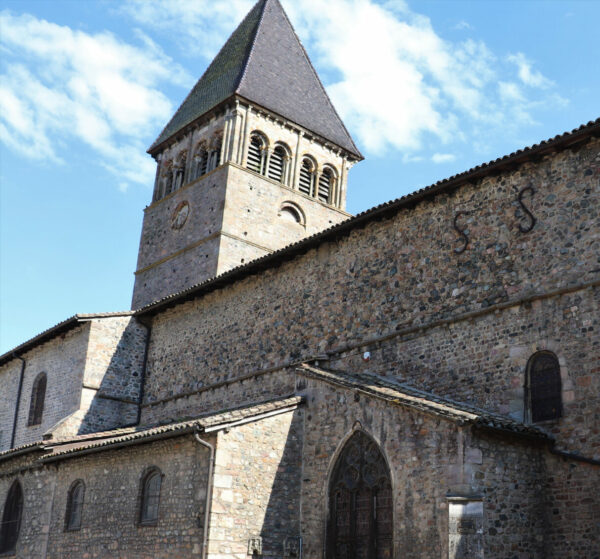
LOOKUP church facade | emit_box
[1,1,599,558]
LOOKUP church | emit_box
[1,1,599,558]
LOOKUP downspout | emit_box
[10,354,26,449]
[194,432,215,559]
[41,463,58,559]
[136,317,152,426]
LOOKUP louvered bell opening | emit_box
[199,152,208,177]
[318,169,332,203]
[299,160,314,195]
[247,137,264,174]
[268,147,285,182]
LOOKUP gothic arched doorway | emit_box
[327,431,393,559]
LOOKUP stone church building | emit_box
[1,1,599,558]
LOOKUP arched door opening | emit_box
[327,431,393,559]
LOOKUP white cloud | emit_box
[453,20,473,31]
[122,0,564,158]
[0,11,192,189]
[119,0,255,57]
[432,153,456,164]
[507,53,553,89]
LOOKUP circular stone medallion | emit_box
[171,201,190,230]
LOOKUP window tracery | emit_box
[327,431,392,559]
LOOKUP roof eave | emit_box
[147,93,363,161]
[135,118,599,317]
[0,312,134,368]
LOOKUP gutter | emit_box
[0,442,45,463]
[39,425,200,464]
[10,354,26,449]
[194,432,215,559]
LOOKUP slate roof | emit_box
[298,363,550,440]
[149,0,361,158]
[138,118,600,316]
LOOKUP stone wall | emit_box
[0,360,22,452]
[10,324,90,449]
[0,450,53,558]
[141,137,599,460]
[134,101,354,309]
[298,375,549,559]
[208,409,303,559]
[142,368,295,425]
[78,317,146,433]
[543,453,600,558]
[45,435,211,559]
[329,284,600,458]
[1,316,147,451]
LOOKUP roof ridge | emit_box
[271,0,361,157]
[149,0,266,152]
[235,0,269,92]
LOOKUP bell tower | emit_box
[131,0,362,309]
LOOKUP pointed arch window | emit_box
[139,468,162,525]
[65,480,85,531]
[268,144,289,183]
[327,431,393,559]
[28,372,46,426]
[299,157,316,196]
[318,166,337,204]
[247,133,267,175]
[0,480,23,554]
[526,351,562,423]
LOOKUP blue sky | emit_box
[1,0,599,353]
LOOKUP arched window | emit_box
[0,480,23,554]
[268,144,289,183]
[299,157,316,196]
[327,431,392,559]
[174,153,186,191]
[279,202,305,226]
[318,166,337,204]
[193,142,209,180]
[28,372,46,426]
[526,351,562,423]
[163,161,174,197]
[208,134,222,172]
[247,133,267,175]
[64,480,85,531]
[139,468,162,525]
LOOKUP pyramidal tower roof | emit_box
[149,0,361,158]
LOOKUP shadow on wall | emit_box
[78,318,147,435]
[258,409,304,559]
